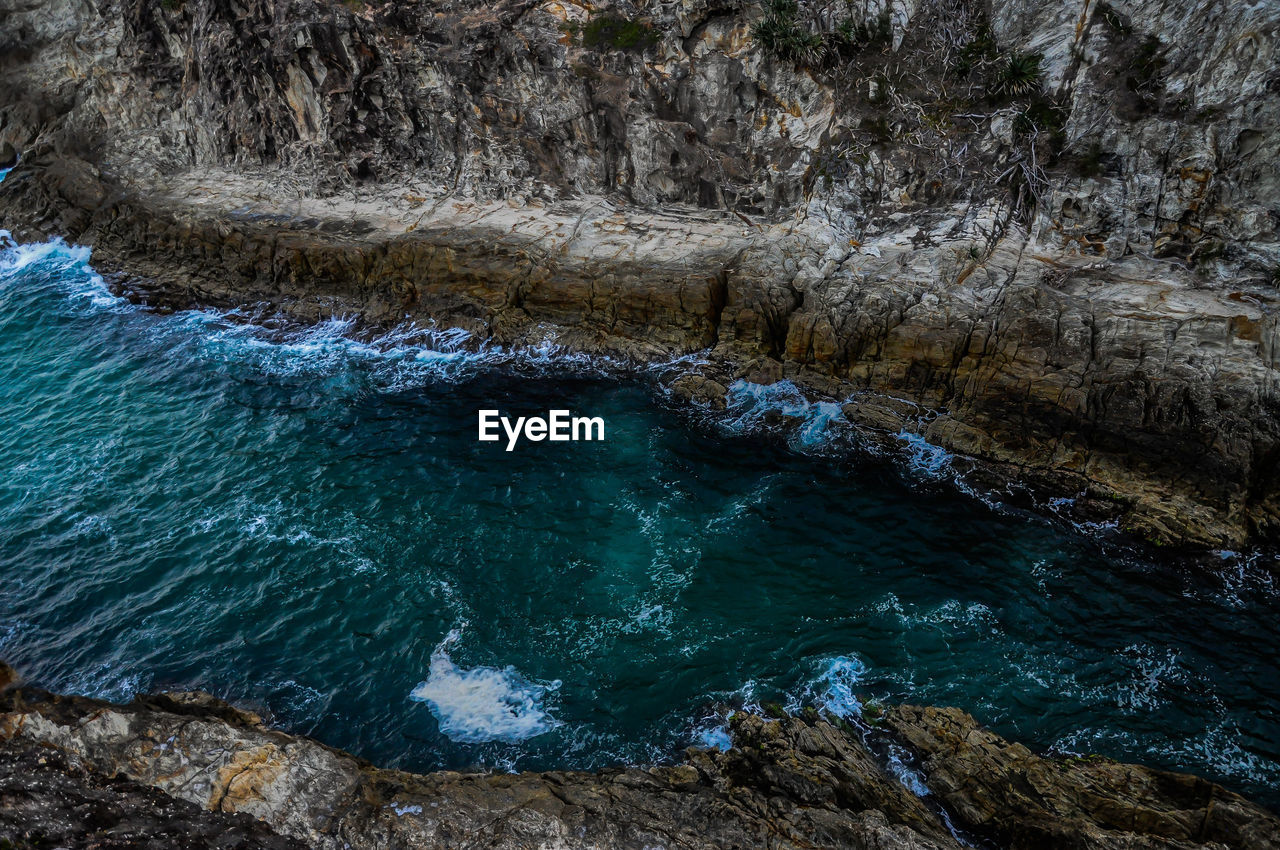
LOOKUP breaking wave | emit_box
[722,379,848,447]
[0,232,630,397]
[410,627,562,744]
[797,655,867,719]
[0,232,124,312]
[895,430,954,477]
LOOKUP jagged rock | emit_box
[0,744,306,849]
[668,373,729,408]
[2,672,1277,849]
[884,704,1280,850]
[0,677,963,850]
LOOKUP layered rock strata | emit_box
[2,0,1279,548]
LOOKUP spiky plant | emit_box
[752,0,825,65]
[831,8,891,51]
[991,52,1043,98]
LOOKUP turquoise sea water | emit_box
[1,222,1279,807]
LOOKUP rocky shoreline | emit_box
[7,152,1280,557]
[2,661,1277,849]
[3,0,1280,551]
[3,1,1280,844]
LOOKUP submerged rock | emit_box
[1,661,1276,848]
[668,373,729,409]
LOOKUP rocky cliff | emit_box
[2,662,1278,849]
[1,0,1279,548]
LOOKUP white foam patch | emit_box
[0,621,28,651]
[624,602,675,635]
[809,655,868,718]
[1202,550,1280,606]
[686,680,764,752]
[693,720,734,751]
[0,227,623,392]
[55,661,151,704]
[799,656,949,807]
[724,380,847,447]
[0,232,126,312]
[271,679,329,719]
[69,513,119,549]
[390,803,424,816]
[884,741,932,797]
[410,627,561,744]
[1113,643,1185,712]
[896,430,953,477]
[158,313,635,393]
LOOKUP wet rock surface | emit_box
[2,0,1277,550]
[2,662,1277,849]
[884,704,1280,850]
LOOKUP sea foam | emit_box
[895,430,953,477]
[0,232,124,311]
[808,655,867,718]
[410,627,562,744]
[723,379,847,447]
[0,225,618,394]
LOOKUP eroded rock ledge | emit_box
[5,159,1279,553]
[1,662,1276,849]
[2,0,1279,549]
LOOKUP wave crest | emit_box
[409,627,562,744]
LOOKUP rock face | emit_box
[0,670,962,849]
[0,744,307,849]
[3,662,1278,849]
[885,704,1280,850]
[1,0,1279,549]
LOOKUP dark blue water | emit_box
[1,222,1278,806]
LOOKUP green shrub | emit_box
[1015,98,1064,137]
[991,52,1043,98]
[761,700,788,719]
[1013,96,1068,161]
[953,23,997,77]
[753,1,892,66]
[752,0,824,65]
[832,8,892,52]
